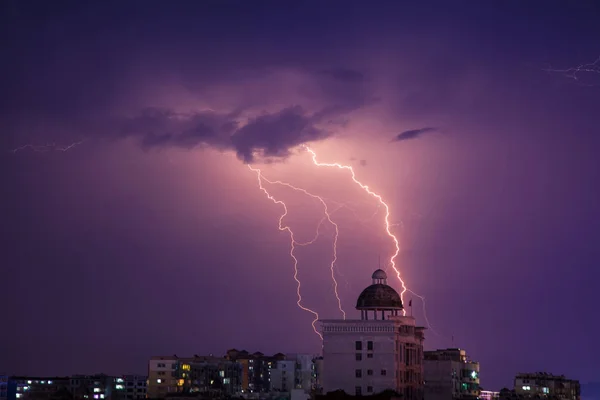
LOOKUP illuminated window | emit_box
[543,387,549,394]
[100,395,104,399]
[27,381,32,385]
[223,378,230,384]
[16,394,22,399]
[116,385,124,390]
[157,379,162,384]
[48,381,53,385]
[182,364,190,371]
[94,396,99,399]
[94,388,101,393]
[522,386,531,391]
[471,371,478,379]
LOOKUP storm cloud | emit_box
[116,104,355,163]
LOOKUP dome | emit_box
[356,284,403,310]
[372,269,387,280]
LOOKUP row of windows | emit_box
[355,369,386,378]
[355,341,374,351]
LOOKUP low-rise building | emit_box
[122,376,146,400]
[514,372,580,400]
[9,377,71,400]
[423,348,480,400]
[69,374,125,400]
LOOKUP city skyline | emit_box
[2,0,600,392]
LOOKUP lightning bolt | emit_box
[10,139,86,154]
[544,56,600,86]
[304,145,408,313]
[304,145,444,336]
[259,175,346,320]
[248,164,324,339]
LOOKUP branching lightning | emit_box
[303,145,441,337]
[544,56,600,86]
[259,175,346,320]
[10,139,86,154]
[248,165,327,339]
[303,145,409,313]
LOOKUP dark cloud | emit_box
[117,105,346,163]
[393,127,438,142]
[320,68,365,83]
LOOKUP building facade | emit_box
[514,372,580,400]
[423,349,480,400]
[122,376,146,400]
[271,361,296,392]
[321,269,425,400]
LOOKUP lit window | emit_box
[41,381,46,384]
[116,379,124,383]
[182,364,190,371]
[16,394,22,399]
[100,395,104,399]
[223,378,230,384]
[27,381,32,385]
[116,385,124,390]
[94,388,101,393]
[543,387,549,394]
[48,381,53,385]
[94,396,99,399]
[157,379,162,384]
[471,371,478,379]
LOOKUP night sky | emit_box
[2,0,600,391]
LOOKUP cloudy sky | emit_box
[2,0,600,390]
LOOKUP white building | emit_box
[320,269,425,400]
[271,360,296,392]
[423,349,480,400]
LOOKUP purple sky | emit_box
[2,0,600,391]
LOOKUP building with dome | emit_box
[320,269,425,400]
